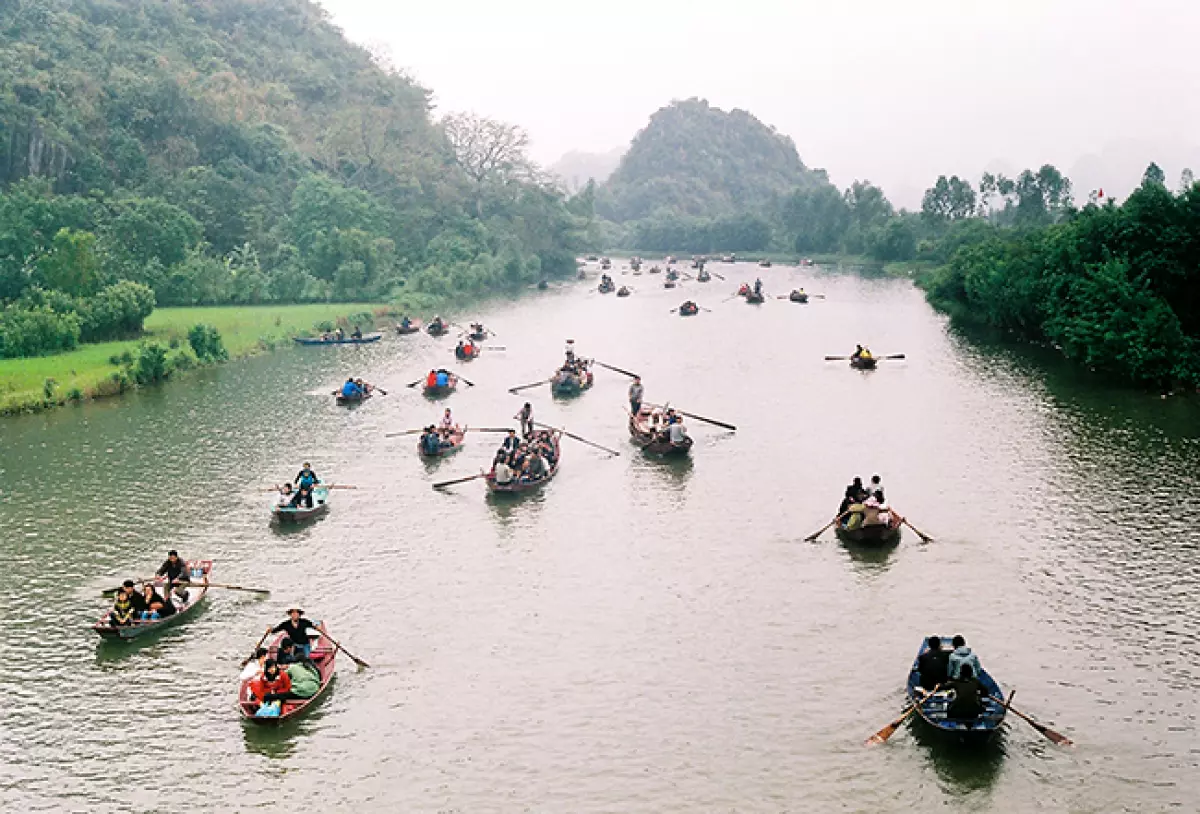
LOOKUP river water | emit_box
[1,263,1198,813]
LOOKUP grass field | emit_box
[0,303,381,414]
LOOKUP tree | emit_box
[442,113,534,214]
[1143,162,1166,187]
[35,228,100,296]
[783,185,851,253]
[844,180,894,229]
[1179,168,1194,193]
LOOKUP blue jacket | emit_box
[341,381,360,397]
[435,371,449,387]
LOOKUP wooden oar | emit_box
[867,684,940,745]
[646,404,736,431]
[989,696,1074,746]
[433,472,487,489]
[485,346,506,351]
[102,579,267,597]
[533,421,621,456]
[457,375,476,387]
[385,429,423,437]
[898,515,933,542]
[880,354,906,360]
[241,629,273,667]
[594,361,639,379]
[326,484,358,490]
[466,427,513,433]
[711,271,726,281]
[804,511,849,542]
[405,378,424,388]
[509,378,551,394]
[322,630,370,669]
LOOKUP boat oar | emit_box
[867,684,940,745]
[241,629,273,667]
[466,427,514,433]
[405,378,424,388]
[594,361,639,379]
[711,271,726,281]
[987,696,1073,745]
[804,511,849,542]
[485,346,506,351]
[457,375,476,387]
[881,354,906,360]
[385,429,424,437]
[433,472,487,489]
[533,421,621,457]
[674,408,735,431]
[323,631,370,669]
[326,484,358,490]
[897,515,933,542]
[824,356,851,361]
[508,378,550,394]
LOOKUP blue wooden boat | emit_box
[294,333,382,346]
[271,485,330,522]
[906,637,1008,746]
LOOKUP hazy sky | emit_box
[318,0,1199,206]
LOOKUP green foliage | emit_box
[0,0,583,359]
[601,98,825,222]
[131,342,169,385]
[925,176,1200,387]
[77,281,156,341]
[187,324,228,362]
[0,302,81,358]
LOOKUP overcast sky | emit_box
[318,0,1199,206]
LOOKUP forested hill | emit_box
[598,98,824,222]
[0,0,582,338]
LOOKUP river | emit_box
[1,263,1197,813]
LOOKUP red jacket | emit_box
[250,669,291,700]
[426,372,438,387]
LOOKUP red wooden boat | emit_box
[238,625,337,724]
[423,372,458,397]
[628,408,694,457]
[486,432,561,493]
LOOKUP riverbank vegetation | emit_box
[0,303,378,414]
[0,0,586,359]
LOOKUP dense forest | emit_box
[0,0,586,358]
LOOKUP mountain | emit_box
[0,0,580,311]
[549,146,625,192]
[599,98,824,222]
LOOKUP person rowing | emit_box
[629,376,644,415]
[399,315,412,330]
[435,368,450,389]
[155,549,191,585]
[267,608,326,659]
[420,425,441,455]
[294,462,319,489]
[440,408,455,431]
[340,378,362,399]
[753,277,763,297]
[515,402,534,437]
[350,325,363,340]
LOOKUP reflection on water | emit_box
[2,266,1200,810]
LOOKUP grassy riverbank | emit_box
[0,303,379,415]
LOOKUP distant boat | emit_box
[294,333,382,346]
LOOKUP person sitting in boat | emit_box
[501,429,520,455]
[850,344,864,361]
[916,635,950,691]
[425,370,438,389]
[140,584,175,620]
[268,608,324,659]
[289,483,315,509]
[867,474,884,501]
[668,418,689,446]
[351,325,363,339]
[455,340,466,360]
[946,663,985,720]
[284,651,322,700]
[431,316,445,332]
[155,550,191,586]
[947,635,983,681]
[399,315,412,330]
[334,327,345,341]
[753,278,763,296]
[440,408,455,430]
[526,451,549,481]
[341,378,362,399]
[109,581,139,627]
[420,426,441,456]
[249,659,294,715]
[493,453,515,486]
[239,647,270,681]
[435,369,450,389]
[861,493,886,526]
[462,340,475,357]
[277,483,294,507]
[859,346,874,360]
[838,478,865,515]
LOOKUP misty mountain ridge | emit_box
[549,146,625,192]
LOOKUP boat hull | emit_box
[851,357,878,370]
[418,428,466,457]
[789,293,809,303]
[93,560,213,640]
[745,293,765,304]
[550,370,593,397]
[294,333,382,346]
[486,433,561,493]
[834,521,901,547]
[396,323,421,335]
[271,486,330,523]
[906,637,1007,746]
[628,411,693,457]
[335,391,370,406]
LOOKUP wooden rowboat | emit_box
[423,373,458,398]
[678,302,698,316]
[427,321,450,337]
[906,637,1008,746]
[789,291,809,303]
[454,345,481,361]
[850,356,878,370]
[486,432,561,493]
[238,625,337,724]
[697,271,711,282]
[617,287,631,297]
[628,409,693,457]
[271,485,330,523]
[745,291,765,304]
[396,321,421,335]
[418,426,466,458]
[550,368,593,397]
[664,280,677,289]
[93,560,213,640]
[334,390,371,406]
[598,282,615,294]
[294,333,382,346]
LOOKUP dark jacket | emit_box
[917,648,950,691]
